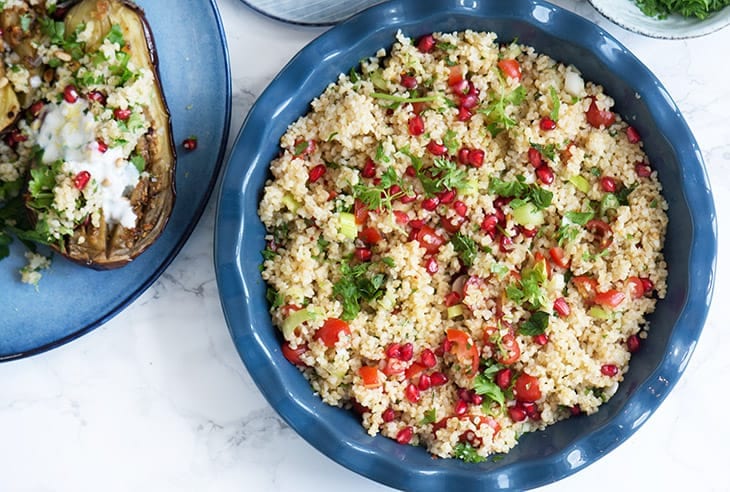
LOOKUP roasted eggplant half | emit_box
[0,0,175,269]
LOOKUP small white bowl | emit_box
[589,0,730,38]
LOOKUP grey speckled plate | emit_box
[589,0,730,39]
[240,0,384,25]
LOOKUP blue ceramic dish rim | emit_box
[215,0,717,489]
[1,0,232,363]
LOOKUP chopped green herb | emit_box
[488,175,553,210]
[332,262,388,321]
[451,232,478,267]
[453,442,486,463]
[478,84,527,136]
[443,129,459,155]
[266,288,284,309]
[20,14,32,33]
[349,66,360,83]
[564,211,594,226]
[549,86,560,121]
[490,262,510,279]
[375,142,390,163]
[353,166,404,211]
[519,311,550,336]
[293,140,309,155]
[382,257,396,268]
[106,23,125,46]
[370,92,440,105]
[420,409,437,425]
[590,166,601,177]
[530,142,557,162]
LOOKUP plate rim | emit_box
[0,0,232,362]
[215,0,717,488]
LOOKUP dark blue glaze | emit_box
[0,0,231,361]
[215,0,716,489]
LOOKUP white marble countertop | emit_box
[2,1,729,490]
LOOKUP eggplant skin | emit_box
[47,0,176,270]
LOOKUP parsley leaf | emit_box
[266,288,284,309]
[488,176,553,210]
[106,24,125,47]
[530,141,557,162]
[451,232,478,267]
[473,366,506,409]
[413,157,468,197]
[478,85,526,136]
[519,311,550,336]
[420,409,437,425]
[353,166,404,211]
[564,211,594,226]
[454,442,486,463]
[332,262,388,321]
[443,129,459,155]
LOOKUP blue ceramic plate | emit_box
[0,0,231,361]
[215,0,716,489]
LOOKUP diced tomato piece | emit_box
[353,198,369,225]
[448,66,464,87]
[446,329,479,377]
[281,343,307,366]
[626,276,645,299]
[572,276,598,300]
[358,366,381,388]
[585,219,614,250]
[496,332,521,365]
[514,373,542,402]
[594,289,626,309]
[416,225,445,254]
[382,357,407,376]
[549,246,570,269]
[444,291,462,307]
[405,362,426,380]
[315,318,351,348]
[497,58,521,80]
[586,97,616,128]
[358,226,382,245]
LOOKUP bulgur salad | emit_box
[259,30,668,461]
[0,0,174,281]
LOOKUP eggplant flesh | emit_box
[25,0,176,269]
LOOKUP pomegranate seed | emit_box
[113,107,131,120]
[389,184,402,196]
[635,162,652,177]
[539,117,556,130]
[601,364,618,377]
[457,148,471,165]
[386,343,402,359]
[351,400,369,415]
[409,219,425,230]
[400,74,418,89]
[481,214,498,233]
[470,393,483,405]
[417,34,436,53]
[436,189,456,204]
[426,140,448,156]
[420,349,437,368]
[400,343,414,361]
[536,165,554,185]
[382,407,396,422]
[570,405,581,416]
[361,158,376,178]
[457,106,472,121]
[626,126,641,144]
[495,368,512,389]
[421,197,440,211]
[627,335,641,353]
[452,201,467,217]
[444,291,461,307]
[96,139,108,153]
[522,402,540,420]
[405,165,417,177]
[508,405,527,422]
[520,226,537,238]
[87,90,106,104]
[600,176,617,192]
[454,399,468,416]
[408,114,425,136]
[467,149,484,167]
[457,388,471,402]
[63,84,79,103]
[29,100,44,118]
[460,93,479,109]
[308,164,327,183]
[354,247,372,262]
[182,137,197,151]
[499,233,513,253]
[405,383,420,403]
[533,334,549,345]
[393,210,409,225]
[396,426,413,444]
[528,147,543,168]
[418,373,432,391]
[553,297,570,318]
[424,256,438,275]
[640,277,654,294]
[73,171,91,190]
[450,79,468,95]
[430,371,448,386]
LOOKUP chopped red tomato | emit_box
[446,328,479,377]
[585,219,614,250]
[358,226,382,245]
[514,373,542,402]
[353,198,369,225]
[496,332,521,365]
[497,58,521,80]
[626,276,645,299]
[439,213,466,234]
[405,362,426,380]
[358,366,381,388]
[572,276,598,300]
[382,358,407,376]
[586,97,616,128]
[448,66,464,87]
[281,343,307,366]
[594,289,626,309]
[315,318,351,348]
[416,225,445,254]
[549,246,570,269]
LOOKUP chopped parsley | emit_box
[332,261,388,320]
[473,362,507,410]
[293,140,309,155]
[451,232,478,267]
[478,84,527,136]
[353,166,405,211]
[530,141,557,162]
[488,175,553,210]
[518,310,550,336]
[564,210,594,226]
[375,142,390,163]
[443,129,459,155]
[506,264,547,310]
[266,288,284,309]
[420,409,437,425]
[453,442,486,463]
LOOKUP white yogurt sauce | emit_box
[36,99,140,228]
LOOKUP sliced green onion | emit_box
[588,305,610,320]
[568,175,590,194]
[512,202,544,228]
[282,192,301,213]
[281,307,324,340]
[447,304,464,319]
[370,70,389,91]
